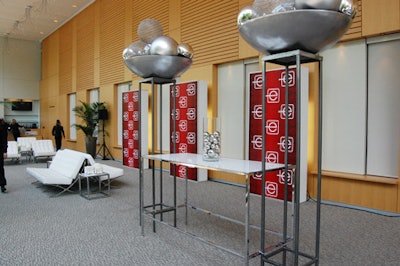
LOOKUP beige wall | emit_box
[40,0,400,212]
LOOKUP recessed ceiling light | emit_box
[53,19,59,23]
[72,4,77,8]
[40,32,44,35]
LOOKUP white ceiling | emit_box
[0,0,94,42]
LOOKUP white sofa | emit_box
[26,149,87,197]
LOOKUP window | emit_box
[117,83,131,146]
[69,93,77,140]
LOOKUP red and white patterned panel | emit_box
[249,69,297,201]
[170,82,199,181]
[122,91,140,168]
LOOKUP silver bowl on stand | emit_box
[238,10,353,55]
[123,55,193,79]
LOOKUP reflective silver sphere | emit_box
[150,36,179,56]
[137,18,163,44]
[237,6,264,26]
[294,0,341,11]
[122,40,147,59]
[238,10,352,55]
[177,43,194,59]
[123,55,192,79]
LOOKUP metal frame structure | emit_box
[138,77,177,229]
[137,50,322,265]
[260,50,322,265]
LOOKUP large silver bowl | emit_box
[238,10,352,55]
[123,55,193,79]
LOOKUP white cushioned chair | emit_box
[6,141,21,162]
[26,149,87,197]
[31,139,56,162]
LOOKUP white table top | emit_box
[143,153,286,175]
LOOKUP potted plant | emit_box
[72,101,106,157]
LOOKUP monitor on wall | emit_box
[11,101,33,111]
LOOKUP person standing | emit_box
[9,119,23,141]
[0,119,8,193]
[52,120,65,151]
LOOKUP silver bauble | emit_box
[177,43,194,59]
[339,0,357,18]
[150,36,178,56]
[237,6,264,26]
[294,0,341,11]
[137,18,163,44]
[122,40,147,59]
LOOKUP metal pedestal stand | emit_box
[139,77,177,232]
[260,50,322,265]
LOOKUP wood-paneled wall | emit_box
[40,0,400,212]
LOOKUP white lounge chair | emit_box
[6,141,21,162]
[61,149,124,181]
[17,137,36,162]
[26,149,87,197]
[31,139,56,162]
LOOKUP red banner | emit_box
[249,69,297,201]
[122,91,140,168]
[170,82,199,181]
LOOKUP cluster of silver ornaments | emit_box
[237,0,356,55]
[122,18,193,60]
[203,130,221,161]
[122,18,194,79]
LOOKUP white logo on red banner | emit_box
[278,136,294,153]
[128,120,134,130]
[178,96,187,108]
[171,109,180,120]
[133,130,138,140]
[178,143,187,153]
[128,102,134,111]
[171,87,180,97]
[266,120,279,135]
[267,88,280,103]
[178,120,187,131]
[252,74,263,89]
[186,84,196,96]
[279,70,295,87]
[186,108,196,120]
[265,181,278,198]
[123,130,129,140]
[266,151,279,163]
[251,135,263,150]
[171,131,180,143]
[123,111,129,121]
[278,104,295,120]
[186,132,196,144]
[277,169,294,185]
[252,105,263,119]
[133,92,139,102]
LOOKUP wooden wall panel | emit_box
[59,21,73,95]
[76,6,95,91]
[41,39,50,80]
[99,0,126,85]
[181,0,239,67]
[362,0,400,36]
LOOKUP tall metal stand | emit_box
[96,120,114,160]
[260,50,322,265]
[139,77,177,234]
